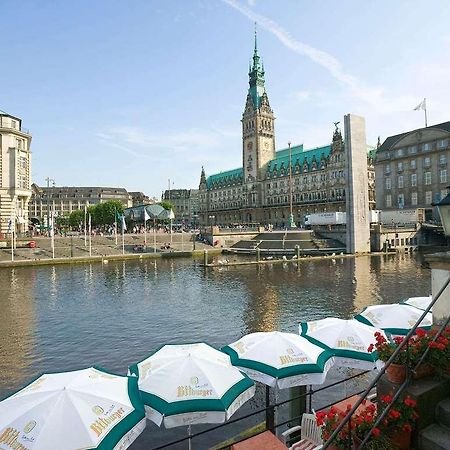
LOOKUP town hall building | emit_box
[198,34,375,227]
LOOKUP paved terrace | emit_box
[0,232,212,265]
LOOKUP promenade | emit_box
[0,232,215,267]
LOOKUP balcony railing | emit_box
[0,122,31,135]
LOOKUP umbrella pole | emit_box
[188,424,192,450]
[265,385,275,433]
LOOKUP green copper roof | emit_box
[206,167,243,188]
[248,29,265,109]
[267,144,331,173]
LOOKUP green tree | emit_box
[159,201,174,212]
[96,200,124,225]
[69,209,85,228]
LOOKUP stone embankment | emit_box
[0,233,217,268]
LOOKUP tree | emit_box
[96,200,124,225]
[69,209,85,228]
[159,200,174,212]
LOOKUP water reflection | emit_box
[0,254,431,449]
[0,268,37,391]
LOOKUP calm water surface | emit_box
[0,254,430,449]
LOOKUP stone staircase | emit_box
[420,397,450,449]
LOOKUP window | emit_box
[397,162,403,171]
[386,194,392,207]
[440,169,447,183]
[385,164,391,174]
[411,173,417,187]
[410,159,416,169]
[423,142,432,151]
[385,178,391,190]
[438,139,448,149]
[440,154,447,165]
[409,146,417,155]
[11,120,16,129]
[424,157,431,167]
[411,192,418,206]
[396,148,404,157]
[398,175,404,188]
[425,191,433,204]
[425,172,432,185]
[398,194,405,208]
[441,189,448,200]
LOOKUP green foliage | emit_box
[55,216,70,229]
[69,209,85,228]
[159,200,174,212]
[68,201,125,228]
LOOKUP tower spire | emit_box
[254,22,258,55]
[248,25,265,109]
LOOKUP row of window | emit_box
[385,169,447,189]
[385,154,447,173]
[385,189,448,207]
[392,140,448,157]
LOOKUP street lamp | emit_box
[434,186,450,236]
[45,177,55,236]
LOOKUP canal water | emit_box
[0,254,430,449]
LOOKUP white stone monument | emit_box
[344,114,371,253]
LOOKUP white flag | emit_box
[144,209,150,222]
[414,98,426,111]
[121,215,127,231]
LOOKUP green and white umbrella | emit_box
[0,367,146,450]
[355,303,432,336]
[222,331,334,389]
[402,295,432,311]
[299,318,388,370]
[128,343,255,429]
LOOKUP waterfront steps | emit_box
[420,397,450,450]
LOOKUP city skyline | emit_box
[2,0,450,196]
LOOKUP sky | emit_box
[2,0,450,197]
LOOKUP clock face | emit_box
[264,142,269,149]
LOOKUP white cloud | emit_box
[221,0,429,116]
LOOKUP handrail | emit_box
[323,274,450,449]
[151,370,370,450]
[359,313,450,448]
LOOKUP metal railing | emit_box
[150,370,372,449]
[324,274,450,449]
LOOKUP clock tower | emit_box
[242,30,276,182]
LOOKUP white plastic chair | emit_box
[281,413,323,450]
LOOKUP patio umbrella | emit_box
[354,303,432,336]
[128,343,255,429]
[0,367,146,450]
[299,318,388,370]
[221,331,334,389]
[402,295,432,311]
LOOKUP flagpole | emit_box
[122,222,125,255]
[424,98,428,127]
[114,208,118,246]
[88,214,92,257]
[11,216,14,262]
[153,218,156,254]
[51,212,55,259]
[84,205,87,247]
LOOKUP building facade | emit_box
[29,185,132,220]
[129,191,156,206]
[375,121,450,220]
[198,36,375,227]
[0,110,32,234]
[162,189,199,224]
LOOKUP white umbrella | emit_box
[0,367,146,450]
[128,343,255,429]
[354,303,432,336]
[221,331,335,389]
[402,295,432,311]
[300,318,388,370]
